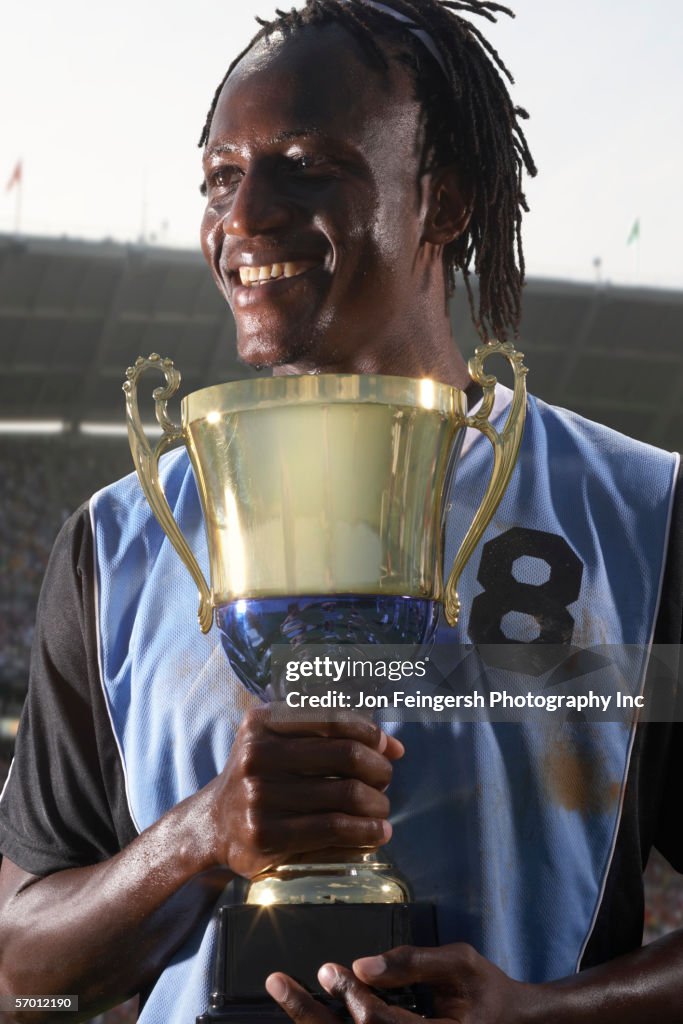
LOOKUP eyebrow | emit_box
[205,127,326,157]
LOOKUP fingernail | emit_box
[265,974,288,1002]
[381,820,392,841]
[354,955,386,979]
[377,731,388,753]
[318,964,337,991]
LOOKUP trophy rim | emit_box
[182,372,466,422]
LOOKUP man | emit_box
[0,2,681,1022]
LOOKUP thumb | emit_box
[353,944,471,988]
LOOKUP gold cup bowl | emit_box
[124,341,526,668]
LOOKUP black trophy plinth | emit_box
[197,902,437,1023]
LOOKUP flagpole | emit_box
[5,160,23,235]
[633,228,641,283]
[627,217,640,284]
[14,175,22,235]
[636,228,641,282]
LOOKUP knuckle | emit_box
[377,758,393,786]
[282,990,310,1022]
[320,812,344,843]
[243,775,266,808]
[239,706,267,740]
[345,740,365,769]
[317,720,341,739]
[244,808,271,852]
[390,944,416,969]
[453,941,479,969]
[342,778,365,808]
[238,738,262,776]
[238,707,258,736]
[321,812,361,845]
[354,1004,376,1024]
[331,716,379,744]
[373,791,390,817]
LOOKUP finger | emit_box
[258,707,387,747]
[265,973,341,1024]
[257,738,396,790]
[353,945,471,989]
[380,733,405,761]
[256,778,391,818]
[260,708,404,760]
[254,813,392,857]
[318,964,420,1024]
[286,845,393,865]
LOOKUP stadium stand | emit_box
[1,233,683,448]
[0,234,681,1021]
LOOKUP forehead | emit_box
[206,23,422,157]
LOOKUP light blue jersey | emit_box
[91,392,679,1023]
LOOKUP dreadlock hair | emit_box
[199,0,537,341]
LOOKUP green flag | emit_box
[627,218,640,245]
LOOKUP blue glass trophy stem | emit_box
[216,595,439,700]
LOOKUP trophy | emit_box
[123,343,527,1022]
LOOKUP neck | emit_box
[272,321,471,390]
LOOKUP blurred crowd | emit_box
[0,437,132,702]
[0,436,681,1022]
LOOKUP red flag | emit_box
[5,160,22,192]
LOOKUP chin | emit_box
[236,329,319,370]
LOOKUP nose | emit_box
[223,165,294,238]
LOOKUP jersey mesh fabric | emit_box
[85,393,679,1022]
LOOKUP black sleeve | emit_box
[652,465,683,870]
[0,505,138,875]
[581,467,683,968]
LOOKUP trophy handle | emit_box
[123,353,214,634]
[443,341,528,627]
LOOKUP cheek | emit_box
[200,209,222,270]
[361,206,421,288]
[336,195,396,275]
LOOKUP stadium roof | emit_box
[0,233,681,451]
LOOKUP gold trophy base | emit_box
[246,856,411,905]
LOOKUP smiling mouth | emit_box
[237,260,320,287]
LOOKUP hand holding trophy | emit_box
[123,345,527,1022]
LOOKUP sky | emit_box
[1,0,682,289]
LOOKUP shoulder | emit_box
[89,447,193,562]
[526,393,680,505]
[529,393,678,466]
[35,502,94,618]
[90,446,191,524]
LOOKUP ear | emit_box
[421,166,473,246]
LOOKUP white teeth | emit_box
[237,261,315,287]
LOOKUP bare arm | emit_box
[0,792,230,1023]
[0,709,401,1023]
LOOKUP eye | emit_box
[203,165,243,199]
[287,153,337,180]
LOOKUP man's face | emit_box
[200,24,433,372]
